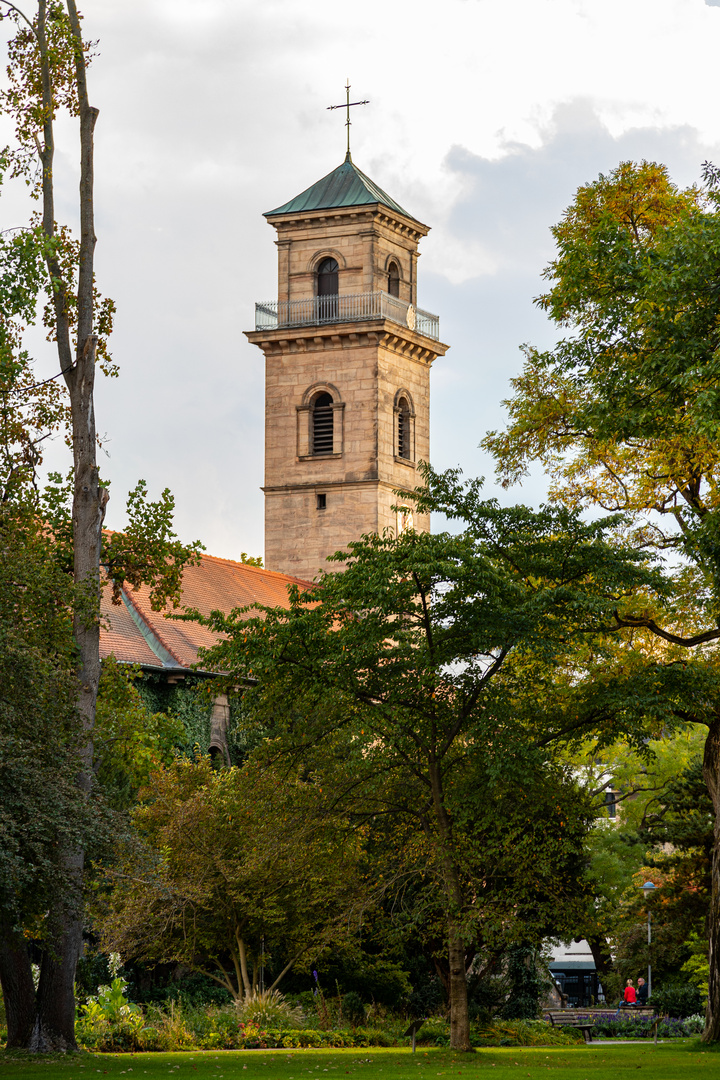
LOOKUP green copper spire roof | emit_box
[265,153,417,221]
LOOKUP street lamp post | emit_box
[641,881,657,998]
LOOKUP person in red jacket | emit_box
[622,980,637,1006]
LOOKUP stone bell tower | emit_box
[245,152,448,582]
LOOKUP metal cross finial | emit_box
[327,80,369,162]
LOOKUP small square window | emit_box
[316,493,327,510]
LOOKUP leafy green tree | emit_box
[553,726,706,987]
[354,740,592,1016]
[93,659,186,812]
[0,510,95,1049]
[615,756,712,992]
[186,467,657,1050]
[483,159,720,1039]
[0,2,199,1050]
[98,756,367,1003]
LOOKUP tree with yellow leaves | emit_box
[485,159,720,1040]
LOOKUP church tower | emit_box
[246,152,448,581]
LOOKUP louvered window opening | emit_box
[397,402,411,459]
[313,393,334,454]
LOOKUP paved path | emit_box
[584,1039,667,1046]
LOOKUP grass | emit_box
[2,1043,720,1080]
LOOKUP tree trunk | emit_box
[0,0,107,1052]
[703,717,720,1042]
[0,919,36,1049]
[22,0,103,1052]
[587,935,614,982]
[447,923,471,1051]
[31,883,85,1051]
[428,763,472,1052]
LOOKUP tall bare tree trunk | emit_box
[20,0,105,1050]
[428,764,472,1052]
[703,718,720,1042]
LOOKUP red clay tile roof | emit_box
[100,588,165,669]
[100,552,310,672]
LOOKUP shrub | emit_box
[76,977,151,1051]
[653,983,705,1019]
[263,1027,395,1049]
[136,971,233,1008]
[81,977,141,1024]
[238,989,304,1029]
[415,1017,450,1047]
[683,1013,706,1036]
[342,991,366,1027]
[499,947,548,1021]
[468,971,511,1023]
[473,1020,577,1047]
[406,974,446,1018]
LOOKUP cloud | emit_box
[428,100,720,285]
[9,0,720,558]
[420,102,720,507]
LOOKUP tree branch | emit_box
[613,611,720,647]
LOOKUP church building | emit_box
[246,150,447,581]
[100,149,446,745]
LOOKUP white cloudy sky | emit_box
[3,0,720,562]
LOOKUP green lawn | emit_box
[2,1044,720,1080]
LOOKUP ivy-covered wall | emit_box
[135,674,214,756]
[135,673,251,766]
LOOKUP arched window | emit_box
[397,396,411,459]
[387,260,400,298]
[317,257,339,295]
[298,383,344,459]
[316,258,339,322]
[312,392,334,454]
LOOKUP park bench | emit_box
[545,1005,662,1044]
[545,1009,596,1042]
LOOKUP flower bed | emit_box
[74,1007,581,1053]
[75,1013,400,1053]
[546,1012,706,1040]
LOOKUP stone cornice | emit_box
[263,478,421,494]
[245,319,449,365]
[268,204,429,244]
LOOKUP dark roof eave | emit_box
[108,657,258,687]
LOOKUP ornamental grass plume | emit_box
[237,989,303,1028]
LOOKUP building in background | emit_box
[549,940,603,1007]
[101,153,451,747]
[100,554,309,763]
